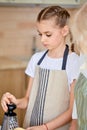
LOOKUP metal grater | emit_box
[8,116,18,130]
[1,104,19,130]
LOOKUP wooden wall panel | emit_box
[0,7,42,59]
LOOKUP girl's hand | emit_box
[26,125,47,130]
[1,92,29,112]
[1,92,17,112]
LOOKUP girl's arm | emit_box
[69,119,78,130]
[16,77,34,109]
[1,77,33,111]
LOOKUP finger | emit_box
[1,101,8,112]
[8,95,17,104]
[1,92,12,111]
[1,94,11,104]
[5,92,12,97]
[4,92,16,104]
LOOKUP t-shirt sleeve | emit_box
[25,53,38,77]
[72,100,78,119]
[25,51,45,77]
[69,54,80,84]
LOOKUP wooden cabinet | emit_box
[42,0,86,5]
[0,57,28,127]
[0,0,86,5]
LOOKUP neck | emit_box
[48,44,66,58]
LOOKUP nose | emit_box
[41,35,46,43]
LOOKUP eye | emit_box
[46,34,51,37]
[38,33,42,37]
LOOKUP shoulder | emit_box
[28,50,47,65]
[33,50,46,57]
[67,52,79,71]
[66,52,80,85]
[31,50,47,61]
[68,52,79,62]
[25,50,47,77]
[69,52,79,58]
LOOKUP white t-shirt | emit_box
[25,50,79,91]
[72,54,87,119]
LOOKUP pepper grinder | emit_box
[1,103,19,130]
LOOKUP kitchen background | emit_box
[0,0,87,127]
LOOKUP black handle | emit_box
[5,103,17,116]
[7,103,16,111]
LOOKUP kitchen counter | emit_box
[0,56,28,70]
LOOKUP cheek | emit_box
[55,33,63,41]
[50,31,63,44]
[52,35,62,45]
[51,35,59,43]
[54,32,61,38]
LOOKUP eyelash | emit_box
[46,34,51,37]
[38,33,51,37]
[38,33,42,36]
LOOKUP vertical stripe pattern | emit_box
[30,68,50,126]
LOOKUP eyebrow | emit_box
[37,30,51,34]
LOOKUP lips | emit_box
[43,43,49,47]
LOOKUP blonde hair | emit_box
[37,5,70,28]
[70,2,87,54]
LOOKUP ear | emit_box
[61,25,69,36]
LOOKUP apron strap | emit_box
[37,50,49,65]
[37,44,69,70]
[62,44,69,70]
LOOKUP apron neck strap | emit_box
[62,44,69,70]
[37,50,49,65]
[37,44,69,70]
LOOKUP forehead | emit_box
[36,19,59,32]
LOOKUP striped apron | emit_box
[23,45,70,130]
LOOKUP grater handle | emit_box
[5,103,17,116]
